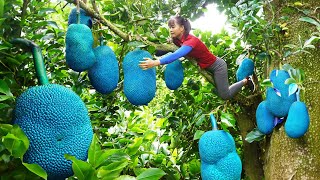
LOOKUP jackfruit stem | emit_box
[210,114,218,131]
[11,38,49,85]
[296,88,300,102]
[99,35,104,46]
[76,0,80,24]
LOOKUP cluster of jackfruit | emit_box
[164,60,184,90]
[199,114,242,180]
[66,8,119,94]
[123,50,156,105]
[256,69,309,138]
[236,58,254,81]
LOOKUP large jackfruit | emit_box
[68,8,92,28]
[265,70,297,117]
[11,39,93,180]
[14,84,93,179]
[256,101,275,134]
[199,114,242,180]
[236,58,254,81]
[123,50,156,105]
[164,60,184,90]
[285,101,310,138]
[65,24,96,72]
[88,45,119,94]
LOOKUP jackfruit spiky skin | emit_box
[269,70,290,91]
[266,87,297,117]
[88,45,119,94]
[256,101,275,134]
[13,84,93,180]
[68,8,92,28]
[236,58,254,81]
[123,50,156,105]
[65,24,96,72]
[164,60,184,90]
[199,130,242,180]
[285,101,310,138]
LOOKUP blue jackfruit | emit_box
[68,8,92,28]
[123,50,156,105]
[199,130,242,180]
[266,87,297,117]
[285,101,310,138]
[13,84,93,180]
[256,101,275,134]
[65,24,96,72]
[164,60,184,90]
[269,70,290,92]
[88,45,119,94]
[236,58,254,81]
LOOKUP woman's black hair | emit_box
[168,15,191,37]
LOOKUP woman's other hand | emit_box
[139,58,160,70]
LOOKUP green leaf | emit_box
[284,78,296,85]
[115,175,136,180]
[64,154,97,180]
[245,128,265,143]
[230,7,240,17]
[220,112,236,128]
[2,125,29,158]
[0,103,9,109]
[297,68,305,82]
[193,130,204,140]
[0,0,3,17]
[260,79,273,87]
[97,160,128,179]
[195,114,206,126]
[288,84,298,96]
[284,44,296,49]
[88,134,102,168]
[126,137,143,156]
[95,149,130,169]
[0,80,13,97]
[281,64,294,72]
[189,159,200,175]
[0,95,13,101]
[22,163,48,179]
[299,17,320,27]
[136,168,166,180]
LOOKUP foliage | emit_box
[0,124,47,179]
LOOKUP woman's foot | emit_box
[246,75,256,92]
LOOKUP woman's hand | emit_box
[139,58,160,70]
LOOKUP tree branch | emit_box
[66,0,258,104]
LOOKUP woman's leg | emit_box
[206,57,245,100]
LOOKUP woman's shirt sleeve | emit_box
[159,45,192,65]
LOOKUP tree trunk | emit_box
[235,97,264,180]
[264,0,320,179]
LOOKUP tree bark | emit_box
[264,0,320,179]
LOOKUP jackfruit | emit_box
[256,101,275,134]
[164,60,184,90]
[285,101,310,138]
[65,24,96,72]
[11,38,93,180]
[88,45,119,94]
[123,50,156,105]
[68,8,92,28]
[199,114,242,180]
[269,69,290,92]
[266,87,296,117]
[236,58,254,81]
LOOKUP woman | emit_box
[139,15,255,100]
